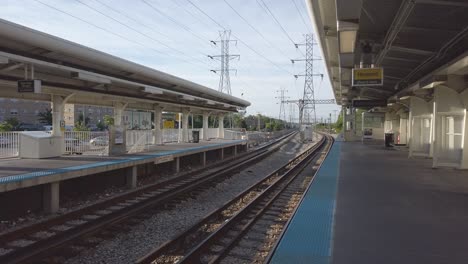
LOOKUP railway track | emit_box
[0,132,296,264]
[137,134,333,264]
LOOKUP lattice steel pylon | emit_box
[292,34,323,126]
[209,30,240,95]
[275,88,288,121]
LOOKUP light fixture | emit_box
[339,31,357,53]
[71,72,111,84]
[182,95,195,101]
[143,86,163,95]
[399,95,410,100]
[387,103,394,106]
[338,21,358,54]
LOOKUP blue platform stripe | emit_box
[0,140,245,185]
[270,141,341,264]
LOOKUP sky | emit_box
[0,0,340,122]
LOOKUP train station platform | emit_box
[270,141,468,264]
[0,139,246,193]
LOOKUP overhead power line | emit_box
[33,0,209,70]
[141,0,211,45]
[257,0,305,56]
[93,0,171,40]
[75,0,212,68]
[290,0,311,33]
[186,0,293,75]
[222,0,291,62]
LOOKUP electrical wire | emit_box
[222,0,291,62]
[92,0,171,40]
[74,0,212,68]
[257,0,305,57]
[141,0,211,45]
[33,0,210,70]
[186,0,294,75]
[290,0,311,33]
[173,0,216,32]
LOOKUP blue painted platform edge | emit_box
[0,140,245,185]
[269,141,342,264]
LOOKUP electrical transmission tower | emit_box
[291,34,323,126]
[275,88,288,121]
[209,30,240,95]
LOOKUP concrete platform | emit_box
[0,139,246,192]
[271,141,468,264]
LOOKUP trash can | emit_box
[192,130,200,143]
[384,133,394,147]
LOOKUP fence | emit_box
[126,130,153,153]
[224,129,245,140]
[0,132,20,159]
[162,129,180,143]
[64,131,109,156]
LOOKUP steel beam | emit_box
[390,46,435,56]
[416,0,468,7]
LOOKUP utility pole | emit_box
[209,30,240,95]
[275,88,288,122]
[291,34,323,127]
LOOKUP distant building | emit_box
[0,98,50,125]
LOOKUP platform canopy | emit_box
[0,19,250,113]
[307,0,468,107]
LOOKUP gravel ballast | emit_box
[66,134,318,264]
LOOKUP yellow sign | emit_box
[163,120,175,129]
[352,68,383,86]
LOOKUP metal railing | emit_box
[127,130,153,153]
[0,132,20,159]
[162,129,180,143]
[224,129,245,140]
[64,131,109,156]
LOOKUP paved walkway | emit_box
[271,141,468,264]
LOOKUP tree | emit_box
[37,108,52,125]
[77,112,90,126]
[103,115,114,126]
[4,117,21,131]
[0,122,13,132]
[96,120,106,131]
[73,121,89,131]
[334,112,343,133]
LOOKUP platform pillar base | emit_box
[201,152,206,167]
[126,166,137,189]
[174,157,180,173]
[43,182,60,214]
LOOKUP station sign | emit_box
[154,155,174,164]
[163,120,175,129]
[17,79,42,93]
[352,68,383,86]
[352,99,387,108]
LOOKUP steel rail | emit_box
[0,131,297,264]
[137,134,332,264]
